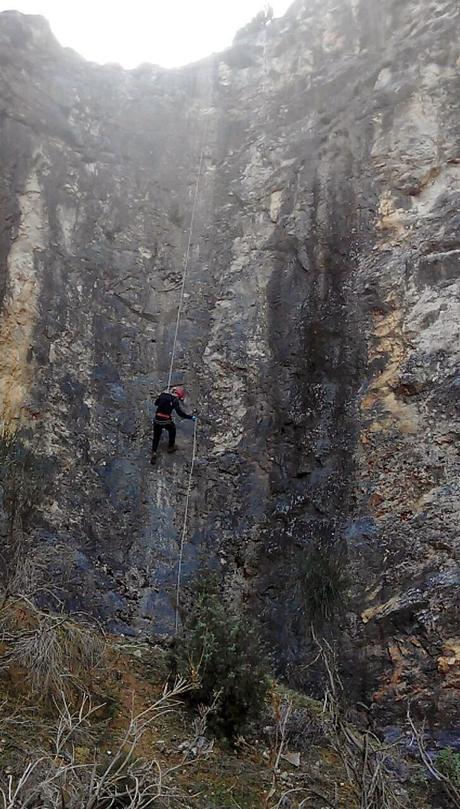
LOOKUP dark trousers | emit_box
[152,421,176,453]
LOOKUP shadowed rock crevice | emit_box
[258,151,365,672]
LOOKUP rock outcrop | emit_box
[0,0,459,723]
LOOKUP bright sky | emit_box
[0,1,293,68]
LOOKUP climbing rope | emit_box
[167,132,207,633]
[167,144,205,389]
[174,417,198,633]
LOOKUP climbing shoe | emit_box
[150,452,157,465]
[167,445,177,453]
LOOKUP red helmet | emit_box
[171,385,185,400]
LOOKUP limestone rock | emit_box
[0,0,459,725]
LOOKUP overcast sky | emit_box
[0,1,293,68]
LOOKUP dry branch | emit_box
[314,634,408,809]
[0,677,197,809]
[407,708,460,808]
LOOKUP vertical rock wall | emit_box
[0,0,458,721]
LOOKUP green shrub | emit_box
[436,747,460,787]
[172,574,269,738]
[299,544,349,624]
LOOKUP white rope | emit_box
[166,135,207,632]
[263,5,271,88]
[174,417,198,633]
[167,145,205,389]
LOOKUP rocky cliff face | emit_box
[0,0,459,724]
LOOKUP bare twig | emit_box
[0,678,197,809]
[313,633,408,809]
[407,707,460,807]
[273,699,292,773]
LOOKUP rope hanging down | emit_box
[174,417,198,633]
[168,138,206,633]
[167,145,205,389]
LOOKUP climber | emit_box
[151,385,196,464]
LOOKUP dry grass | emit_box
[0,600,106,702]
[0,678,198,809]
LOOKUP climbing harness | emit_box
[166,130,207,634]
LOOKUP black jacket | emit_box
[154,392,192,421]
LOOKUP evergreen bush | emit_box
[173,574,269,738]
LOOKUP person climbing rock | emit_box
[151,385,196,464]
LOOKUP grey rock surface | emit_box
[0,0,459,721]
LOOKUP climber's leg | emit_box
[166,423,176,451]
[152,423,163,454]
